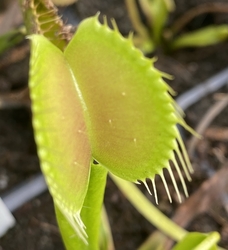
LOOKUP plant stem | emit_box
[194,232,220,250]
[56,164,108,250]
[110,174,187,242]
[100,206,115,250]
[124,0,149,39]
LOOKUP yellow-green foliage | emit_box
[29,15,193,245]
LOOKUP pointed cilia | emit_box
[64,15,194,204]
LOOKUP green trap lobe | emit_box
[29,35,91,240]
[65,16,182,183]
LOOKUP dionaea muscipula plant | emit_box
[27,1,196,247]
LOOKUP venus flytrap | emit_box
[29,15,193,246]
[64,15,196,203]
[23,1,221,249]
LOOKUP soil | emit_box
[0,0,228,249]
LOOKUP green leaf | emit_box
[172,232,220,250]
[64,15,193,203]
[29,35,91,242]
[171,25,228,50]
[147,0,172,44]
[125,0,154,53]
[55,164,108,249]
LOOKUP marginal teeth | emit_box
[160,172,172,203]
[176,147,192,181]
[110,18,119,31]
[143,180,152,196]
[167,167,181,203]
[151,178,158,205]
[141,151,191,204]
[172,157,188,198]
[142,179,158,204]
[57,203,88,244]
[140,135,192,204]
[141,132,193,204]
[177,133,194,173]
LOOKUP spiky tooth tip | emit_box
[128,31,134,42]
[151,178,158,205]
[175,147,192,182]
[56,201,88,244]
[72,213,88,244]
[110,18,119,32]
[75,212,86,230]
[142,178,159,204]
[95,12,100,19]
[167,167,182,203]
[172,156,189,199]
[176,133,194,174]
[161,71,174,80]
[103,15,108,26]
[159,172,172,203]
[142,180,152,195]
[135,180,141,185]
